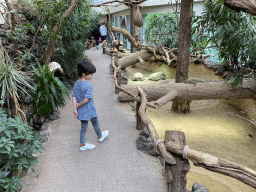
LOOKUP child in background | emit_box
[72,59,109,151]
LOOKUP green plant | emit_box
[144,12,179,48]
[0,43,33,101]
[0,41,33,121]
[0,105,44,191]
[193,0,256,69]
[53,0,100,79]
[33,62,69,116]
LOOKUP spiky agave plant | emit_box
[0,42,33,121]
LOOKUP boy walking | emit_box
[72,59,109,151]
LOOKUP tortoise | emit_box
[132,72,145,81]
[148,72,166,81]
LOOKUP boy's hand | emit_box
[73,110,78,118]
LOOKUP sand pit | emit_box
[123,66,256,192]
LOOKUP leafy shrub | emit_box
[193,0,256,69]
[0,104,44,191]
[33,62,69,116]
[0,42,33,101]
[144,12,179,48]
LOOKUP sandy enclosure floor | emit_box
[125,66,256,192]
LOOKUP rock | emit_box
[49,110,60,121]
[39,130,49,143]
[121,69,128,84]
[48,62,64,77]
[132,72,144,81]
[192,182,210,192]
[148,72,166,81]
[41,124,49,131]
[136,127,160,157]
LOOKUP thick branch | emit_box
[118,80,256,104]
[165,141,256,188]
[224,0,256,16]
[112,26,139,48]
[89,0,123,7]
[136,86,176,164]
[119,50,153,69]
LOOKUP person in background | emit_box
[99,23,107,42]
[92,25,100,49]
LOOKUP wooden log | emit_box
[119,50,153,69]
[118,80,256,105]
[137,87,176,164]
[136,101,145,130]
[115,70,121,94]
[224,0,256,16]
[165,141,256,188]
[165,131,190,192]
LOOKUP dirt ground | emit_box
[126,66,256,192]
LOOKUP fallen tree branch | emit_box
[228,112,256,128]
[118,80,256,105]
[165,141,256,188]
[136,86,176,164]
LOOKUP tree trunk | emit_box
[173,0,194,113]
[165,131,190,192]
[117,80,256,104]
[224,0,256,16]
[43,0,80,64]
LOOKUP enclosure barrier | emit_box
[110,52,256,190]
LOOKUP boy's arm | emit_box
[77,98,89,108]
[72,96,78,118]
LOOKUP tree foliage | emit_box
[193,0,256,70]
[144,12,179,48]
[18,0,101,78]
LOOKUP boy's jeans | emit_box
[80,117,102,145]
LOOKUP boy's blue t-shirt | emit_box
[72,80,97,121]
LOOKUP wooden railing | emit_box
[110,52,256,191]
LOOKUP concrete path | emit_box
[21,46,167,192]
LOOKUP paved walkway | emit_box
[21,46,166,192]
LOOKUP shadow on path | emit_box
[21,46,166,192]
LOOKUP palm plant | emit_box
[0,42,33,121]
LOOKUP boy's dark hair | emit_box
[77,59,96,77]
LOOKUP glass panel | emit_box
[126,15,131,51]
[119,15,123,41]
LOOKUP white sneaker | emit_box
[99,130,109,143]
[80,143,95,151]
